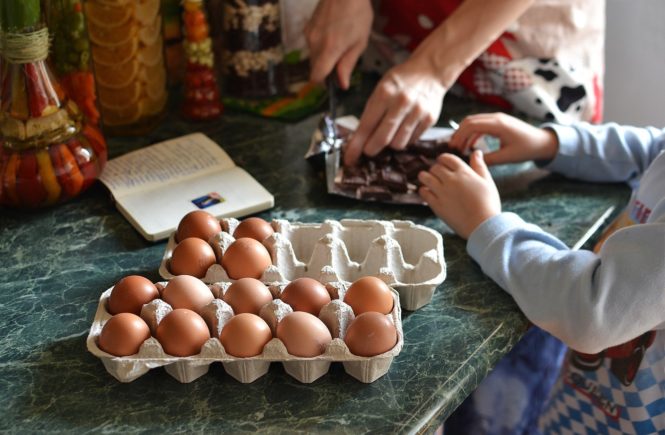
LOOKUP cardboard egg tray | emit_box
[86,280,403,384]
[159,218,446,311]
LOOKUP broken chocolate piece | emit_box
[409,140,440,158]
[340,166,367,190]
[401,155,431,181]
[379,168,408,193]
[357,185,393,201]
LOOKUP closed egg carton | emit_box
[87,280,403,384]
[159,218,446,310]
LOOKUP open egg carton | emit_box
[87,280,403,384]
[159,218,446,311]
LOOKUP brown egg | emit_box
[223,277,273,315]
[176,210,221,242]
[344,312,398,357]
[162,275,214,313]
[276,311,332,357]
[156,308,210,357]
[233,217,274,241]
[220,313,272,357]
[98,313,151,357]
[169,237,217,278]
[221,237,272,280]
[344,276,394,315]
[280,277,331,316]
[107,275,159,315]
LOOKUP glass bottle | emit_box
[182,0,222,120]
[222,0,287,99]
[84,0,168,135]
[0,0,108,208]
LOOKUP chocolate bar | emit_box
[334,137,459,203]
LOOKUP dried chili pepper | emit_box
[16,151,47,207]
[24,63,50,118]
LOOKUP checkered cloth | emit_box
[539,334,665,434]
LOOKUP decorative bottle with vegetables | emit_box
[182,0,222,120]
[0,0,108,208]
[47,0,100,126]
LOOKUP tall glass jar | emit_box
[222,0,287,99]
[0,0,107,208]
[84,0,168,135]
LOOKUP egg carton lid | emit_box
[87,282,403,384]
[159,218,446,311]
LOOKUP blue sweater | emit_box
[467,122,665,433]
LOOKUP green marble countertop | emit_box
[0,87,630,433]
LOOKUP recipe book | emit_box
[99,133,274,241]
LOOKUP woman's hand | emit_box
[305,0,373,90]
[449,113,559,165]
[343,56,447,166]
[419,151,501,239]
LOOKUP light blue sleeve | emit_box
[541,122,665,183]
[467,211,665,354]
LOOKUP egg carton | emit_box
[87,280,403,384]
[159,218,446,311]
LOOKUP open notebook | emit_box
[99,133,274,241]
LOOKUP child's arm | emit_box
[450,113,665,182]
[543,122,665,183]
[421,113,665,352]
[415,151,657,353]
[466,209,665,354]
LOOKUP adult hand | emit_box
[305,0,373,90]
[343,56,447,166]
[449,113,559,165]
[418,151,501,239]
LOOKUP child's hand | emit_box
[418,150,501,239]
[449,113,559,165]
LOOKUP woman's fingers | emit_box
[364,104,409,156]
[388,106,423,151]
[343,94,387,165]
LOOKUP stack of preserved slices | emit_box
[0,0,107,208]
[85,0,167,132]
